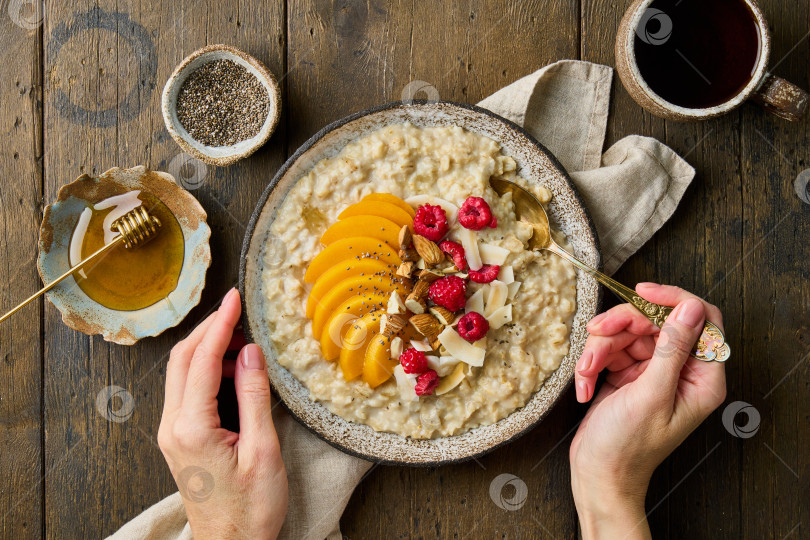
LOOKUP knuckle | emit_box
[239,379,271,403]
[172,421,206,450]
[157,424,173,452]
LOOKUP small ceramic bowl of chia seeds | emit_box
[162,44,281,167]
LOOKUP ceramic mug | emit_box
[616,0,809,121]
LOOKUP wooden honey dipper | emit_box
[0,206,162,324]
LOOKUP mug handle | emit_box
[750,73,810,121]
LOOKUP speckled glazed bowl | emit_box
[38,166,211,345]
[240,101,602,465]
[162,44,282,166]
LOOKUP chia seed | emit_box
[176,59,270,147]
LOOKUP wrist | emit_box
[571,470,650,540]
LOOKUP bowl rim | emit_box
[238,99,603,466]
[161,44,282,167]
[37,166,212,345]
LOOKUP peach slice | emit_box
[304,237,400,283]
[339,311,381,381]
[338,201,413,229]
[306,258,393,318]
[320,293,387,361]
[311,273,411,337]
[320,216,400,247]
[362,193,416,217]
[362,332,398,388]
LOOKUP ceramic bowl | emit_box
[38,166,211,345]
[161,44,282,166]
[240,101,602,465]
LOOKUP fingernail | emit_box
[576,379,588,402]
[636,282,658,289]
[587,312,608,329]
[242,345,265,370]
[578,349,593,373]
[222,287,237,306]
[676,298,704,328]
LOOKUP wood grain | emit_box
[0,4,44,537]
[40,1,285,537]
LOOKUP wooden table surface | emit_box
[1,1,807,538]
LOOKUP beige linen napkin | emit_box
[110,59,694,540]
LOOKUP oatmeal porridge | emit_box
[261,123,577,439]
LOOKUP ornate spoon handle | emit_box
[545,243,730,363]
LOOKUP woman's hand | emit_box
[569,283,727,540]
[158,288,288,540]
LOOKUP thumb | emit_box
[234,344,278,460]
[639,298,706,401]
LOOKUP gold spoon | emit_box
[489,177,729,362]
[0,206,162,324]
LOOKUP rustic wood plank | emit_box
[41,1,285,536]
[739,0,810,538]
[285,0,581,537]
[0,4,44,537]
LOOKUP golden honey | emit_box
[74,192,184,311]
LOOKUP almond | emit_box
[412,234,445,266]
[430,336,443,351]
[390,336,404,359]
[396,261,414,278]
[387,291,407,314]
[429,306,456,326]
[408,280,430,302]
[409,313,442,339]
[398,248,418,262]
[404,296,426,314]
[381,314,407,337]
[416,269,443,283]
[398,225,412,250]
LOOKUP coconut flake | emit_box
[405,195,459,222]
[484,280,508,317]
[507,281,522,300]
[436,363,466,395]
[426,355,459,377]
[487,304,513,330]
[452,228,482,271]
[479,243,510,266]
[497,265,514,284]
[465,287,486,314]
[437,327,485,366]
[410,340,432,352]
[393,365,418,401]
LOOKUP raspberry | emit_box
[439,240,467,271]
[413,204,448,241]
[469,264,500,283]
[400,348,428,374]
[428,275,467,311]
[456,311,489,342]
[458,197,494,230]
[489,216,497,228]
[414,369,439,396]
